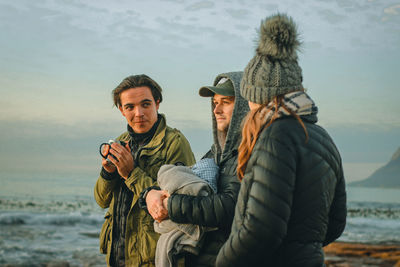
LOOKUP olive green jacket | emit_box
[95,115,195,267]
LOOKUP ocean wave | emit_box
[347,207,400,219]
[0,197,103,214]
[341,217,400,245]
[0,211,103,226]
[0,237,104,267]
[0,213,29,225]
[347,201,400,219]
[347,217,400,229]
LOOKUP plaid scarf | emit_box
[260,91,318,123]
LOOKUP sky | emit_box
[0,0,399,183]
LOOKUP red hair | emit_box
[237,96,309,181]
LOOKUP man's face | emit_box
[213,94,235,133]
[119,86,160,134]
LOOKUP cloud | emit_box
[257,3,279,12]
[331,0,371,12]
[163,0,185,3]
[303,41,323,50]
[153,17,210,46]
[384,4,400,15]
[0,1,32,11]
[40,13,64,22]
[185,1,214,11]
[226,8,249,19]
[18,0,250,51]
[152,16,248,50]
[236,24,250,31]
[1,0,400,127]
[319,9,347,24]
[301,0,400,51]
[382,4,400,22]
[332,0,353,9]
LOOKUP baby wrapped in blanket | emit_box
[154,158,219,267]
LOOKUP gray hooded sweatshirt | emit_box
[167,72,249,266]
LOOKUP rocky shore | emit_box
[324,242,400,267]
[1,241,399,267]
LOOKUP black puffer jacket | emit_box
[216,115,347,267]
[167,72,249,266]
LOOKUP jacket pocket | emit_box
[99,211,112,254]
[139,221,160,263]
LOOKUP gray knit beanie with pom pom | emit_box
[241,13,303,104]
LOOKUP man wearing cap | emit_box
[142,72,249,266]
[94,74,195,267]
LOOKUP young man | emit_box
[94,74,195,267]
[145,72,249,266]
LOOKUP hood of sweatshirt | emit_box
[209,71,249,164]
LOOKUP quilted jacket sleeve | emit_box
[216,134,297,267]
[167,152,240,228]
[323,167,347,246]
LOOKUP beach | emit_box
[1,241,399,267]
[325,242,400,267]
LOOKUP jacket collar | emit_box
[137,113,167,157]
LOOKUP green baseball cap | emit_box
[199,77,235,97]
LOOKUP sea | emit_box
[1,172,399,267]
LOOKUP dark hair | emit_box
[112,74,163,107]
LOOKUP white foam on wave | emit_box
[0,211,103,226]
[347,217,400,229]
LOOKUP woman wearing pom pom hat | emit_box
[216,14,347,267]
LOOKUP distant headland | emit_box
[349,147,400,188]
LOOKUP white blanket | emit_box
[154,164,216,267]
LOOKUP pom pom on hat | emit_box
[240,13,304,104]
[256,14,300,60]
